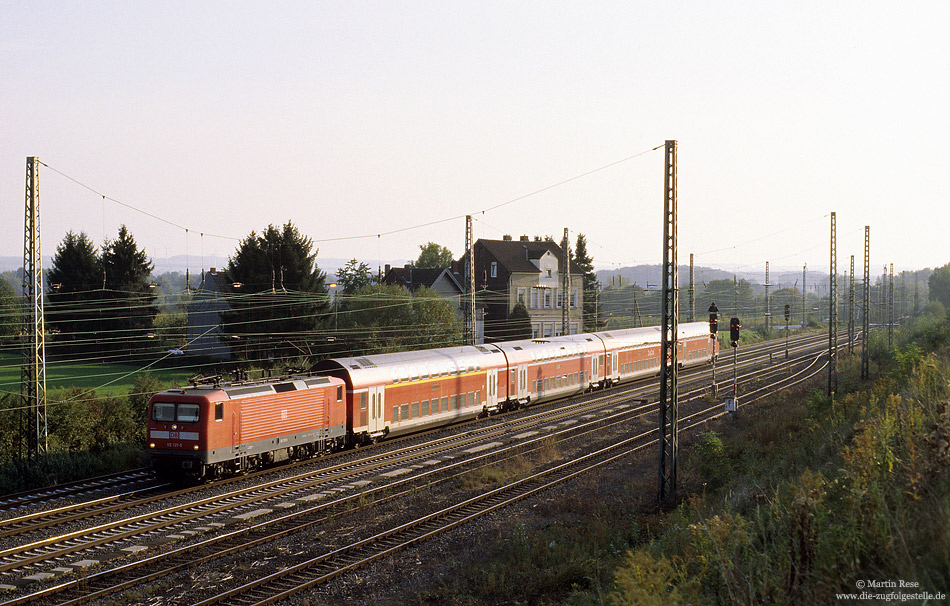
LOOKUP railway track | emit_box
[193,354,830,605]
[0,469,156,516]
[0,330,836,604]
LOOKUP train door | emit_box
[518,364,528,400]
[368,385,385,435]
[612,352,619,382]
[486,368,498,411]
[231,406,241,455]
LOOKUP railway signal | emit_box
[726,316,740,413]
[708,302,719,396]
[784,305,790,359]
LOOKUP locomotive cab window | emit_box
[337,386,343,401]
[152,402,176,422]
[177,403,200,423]
[215,402,224,421]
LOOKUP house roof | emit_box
[475,239,585,275]
[382,266,463,292]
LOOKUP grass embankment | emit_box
[406,312,950,605]
[0,356,193,493]
[0,350,193,397]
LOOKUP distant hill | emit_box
[596,264,826,294]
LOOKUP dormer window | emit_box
[490,262,497,278]
[546,269,552,278]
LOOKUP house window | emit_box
[546,269,552,278]
[490,262,497,278]
[570,289,578,308]
[556,289,562,308]
[517,287,527,305]
[532,323,541,339]
[530,288,539,309]
[543,323,554,337]
[544,290,552,308]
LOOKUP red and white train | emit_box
[147,322,717,480]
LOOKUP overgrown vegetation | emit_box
[0,373,166,493]
[607,308,950,604]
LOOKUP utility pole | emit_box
[849,255,855,356]
[862,226,870,380]
[828,212,837,398]
[658,140,679,502]
[561,227,570,336]
[465,215,476,345]
[21,156,48,460]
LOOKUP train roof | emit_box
[153,374,343,401]
[313,344,508,389]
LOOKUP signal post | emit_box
[725,317,740,413]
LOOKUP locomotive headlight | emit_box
[193,444,199,450]
[149,442,155,448]
[171,424,178,430]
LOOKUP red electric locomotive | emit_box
[147,374,347,481]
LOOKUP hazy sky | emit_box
[2,1,948,276]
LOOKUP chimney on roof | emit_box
[503,234,512,241]
[520,235,529,242]
[534,236,542,241]
[210,267,216,274]
[385,264,391,274]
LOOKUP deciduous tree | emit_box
[928,263,950,309]
[412,242,454,269]
[335,259,375,294]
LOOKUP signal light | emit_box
[730,317,741,347]
[784,304,790,321]
[708,302,719,334]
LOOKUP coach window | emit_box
[177,403,200,423]
[441,396,449,412]
[215,402,224,421]
[153,402,175,422]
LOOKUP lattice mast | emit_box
[465,215,476,345]
[21,156,48,459]
[764,261,771,333]
[849,255,855,355]
[561,228,570,335]
[862,226,870,380]
[658,140,679,501]
[688,253,695,322]
[802,264,807,326]
[828,212,838,397]
[888,263,894,349]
